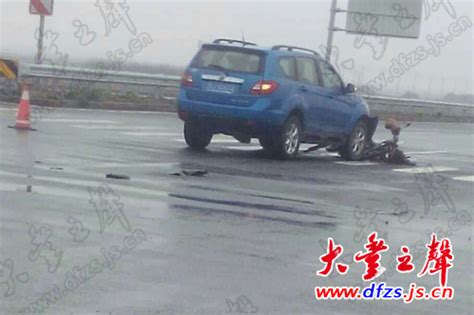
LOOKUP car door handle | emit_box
[299,86,308,92]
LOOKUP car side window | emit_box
[318,61,343,90]
[278,57,297,80]
[296,58,320,85]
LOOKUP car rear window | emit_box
[193,47,264,74]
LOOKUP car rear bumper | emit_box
[177,89,287,135]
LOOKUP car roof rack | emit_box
[272,45,321,56]
[212,38,257,46]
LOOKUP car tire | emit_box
[184,121,212,150]
[273,115,302,160]
[341,120,369,161]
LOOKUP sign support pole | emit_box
[35,15,45,64]
[325,0,338,62]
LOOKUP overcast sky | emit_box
[0,0,473,97]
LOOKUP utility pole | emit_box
[35,15,45,64]
[325,0,338,62]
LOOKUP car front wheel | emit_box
[341,120,369,161]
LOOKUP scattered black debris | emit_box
[26,185,32,193]
[183,169,208,176]
[106,174,130,180]
[50,167,63,171]
[8,125,37,131]
[362,119,416,166]
[376,211,409,216]
[35,161,43,164]
[170,169,208,177]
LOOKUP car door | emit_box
[316,61,354,135]
[295,57,327,136]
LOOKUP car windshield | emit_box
[193,47,263,74]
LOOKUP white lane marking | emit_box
[0,181,168,201]
[92,162,180,168]
[453,176,474,182]
[405,151,448,155]
[37,107,177,115]
[72,125,166,130]
[210,139,240,143]
[175,138,258,144]
[0,170,169,198]
[0,182,25,192]
[393,166,458,174]
[175,141,342,155]
[120,132,181,136]
[225,146,262,151]
[316,152,340,157]
[41,119,118,123]
[335,161,378,166]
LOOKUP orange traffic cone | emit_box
[9,84,35,131]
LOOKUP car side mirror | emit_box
[345,83,356,93]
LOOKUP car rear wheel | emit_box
[341,120,368,161]
[184,121,212,150]
[273,115,302,160]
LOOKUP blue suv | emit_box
[177,38,378,160]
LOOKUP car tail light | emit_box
[251,80,279,95]
[181,72,193,87]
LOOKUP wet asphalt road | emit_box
[0,103,473,314]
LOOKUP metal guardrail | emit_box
[21,64,181,88]
[18,63,474,113]
[363,95,473,110]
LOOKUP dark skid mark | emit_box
[184,184,227,193]
[171,204,336,229]
[184,184,315,205]
[248,193,314,205]
[169,193,336,219]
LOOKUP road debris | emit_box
[170,169,208,177]
[106,174,131,180]
[362,118,416,166]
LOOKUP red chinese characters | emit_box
[317,238,349,276]
[316,233,454,287]
[396,246,415,273]
[354,232,389,281]
[417,234,454,287]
